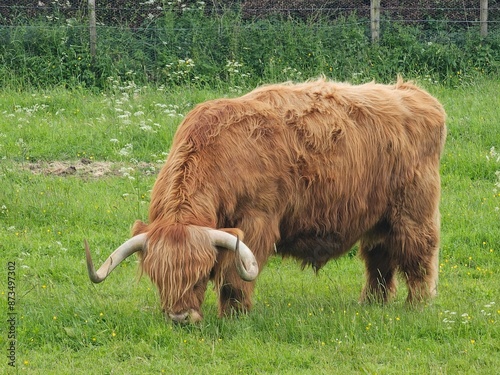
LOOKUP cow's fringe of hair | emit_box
[134,222,216,313]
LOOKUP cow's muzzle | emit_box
[168,309,203,324]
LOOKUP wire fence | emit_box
[1,1,499,30]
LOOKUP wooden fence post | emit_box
[480,0,488,38]
[371,0,381,44]
[89,0,97,58]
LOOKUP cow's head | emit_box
[84,223,258,323]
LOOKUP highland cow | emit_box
[85,78,446,323]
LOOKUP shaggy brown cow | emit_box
[85,78,446,323]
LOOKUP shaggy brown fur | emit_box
[132,78,446,319]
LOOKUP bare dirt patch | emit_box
[24,159,162,178]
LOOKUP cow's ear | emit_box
[218,228,245,241]
[132,220,148,236]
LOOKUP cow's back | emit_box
[244,79,446,266]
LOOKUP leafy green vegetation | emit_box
[1,77,499,373]
[1,6,499,90]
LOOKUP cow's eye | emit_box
[193,276,207,291]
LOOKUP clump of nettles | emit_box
[487,147,500,212]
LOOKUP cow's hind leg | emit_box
[392,162,441,304]
[360,220,439,305]
[359,239,398,303]
[396,223,439,304]
[390,180,440,304]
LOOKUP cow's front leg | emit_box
[217,267,255,317]
[214,219,276,317]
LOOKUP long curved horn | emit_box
[84,233,147,283]
[206,229,259,281]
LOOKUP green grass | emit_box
[1,78,499,374]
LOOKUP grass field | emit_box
[1,78,499,374]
